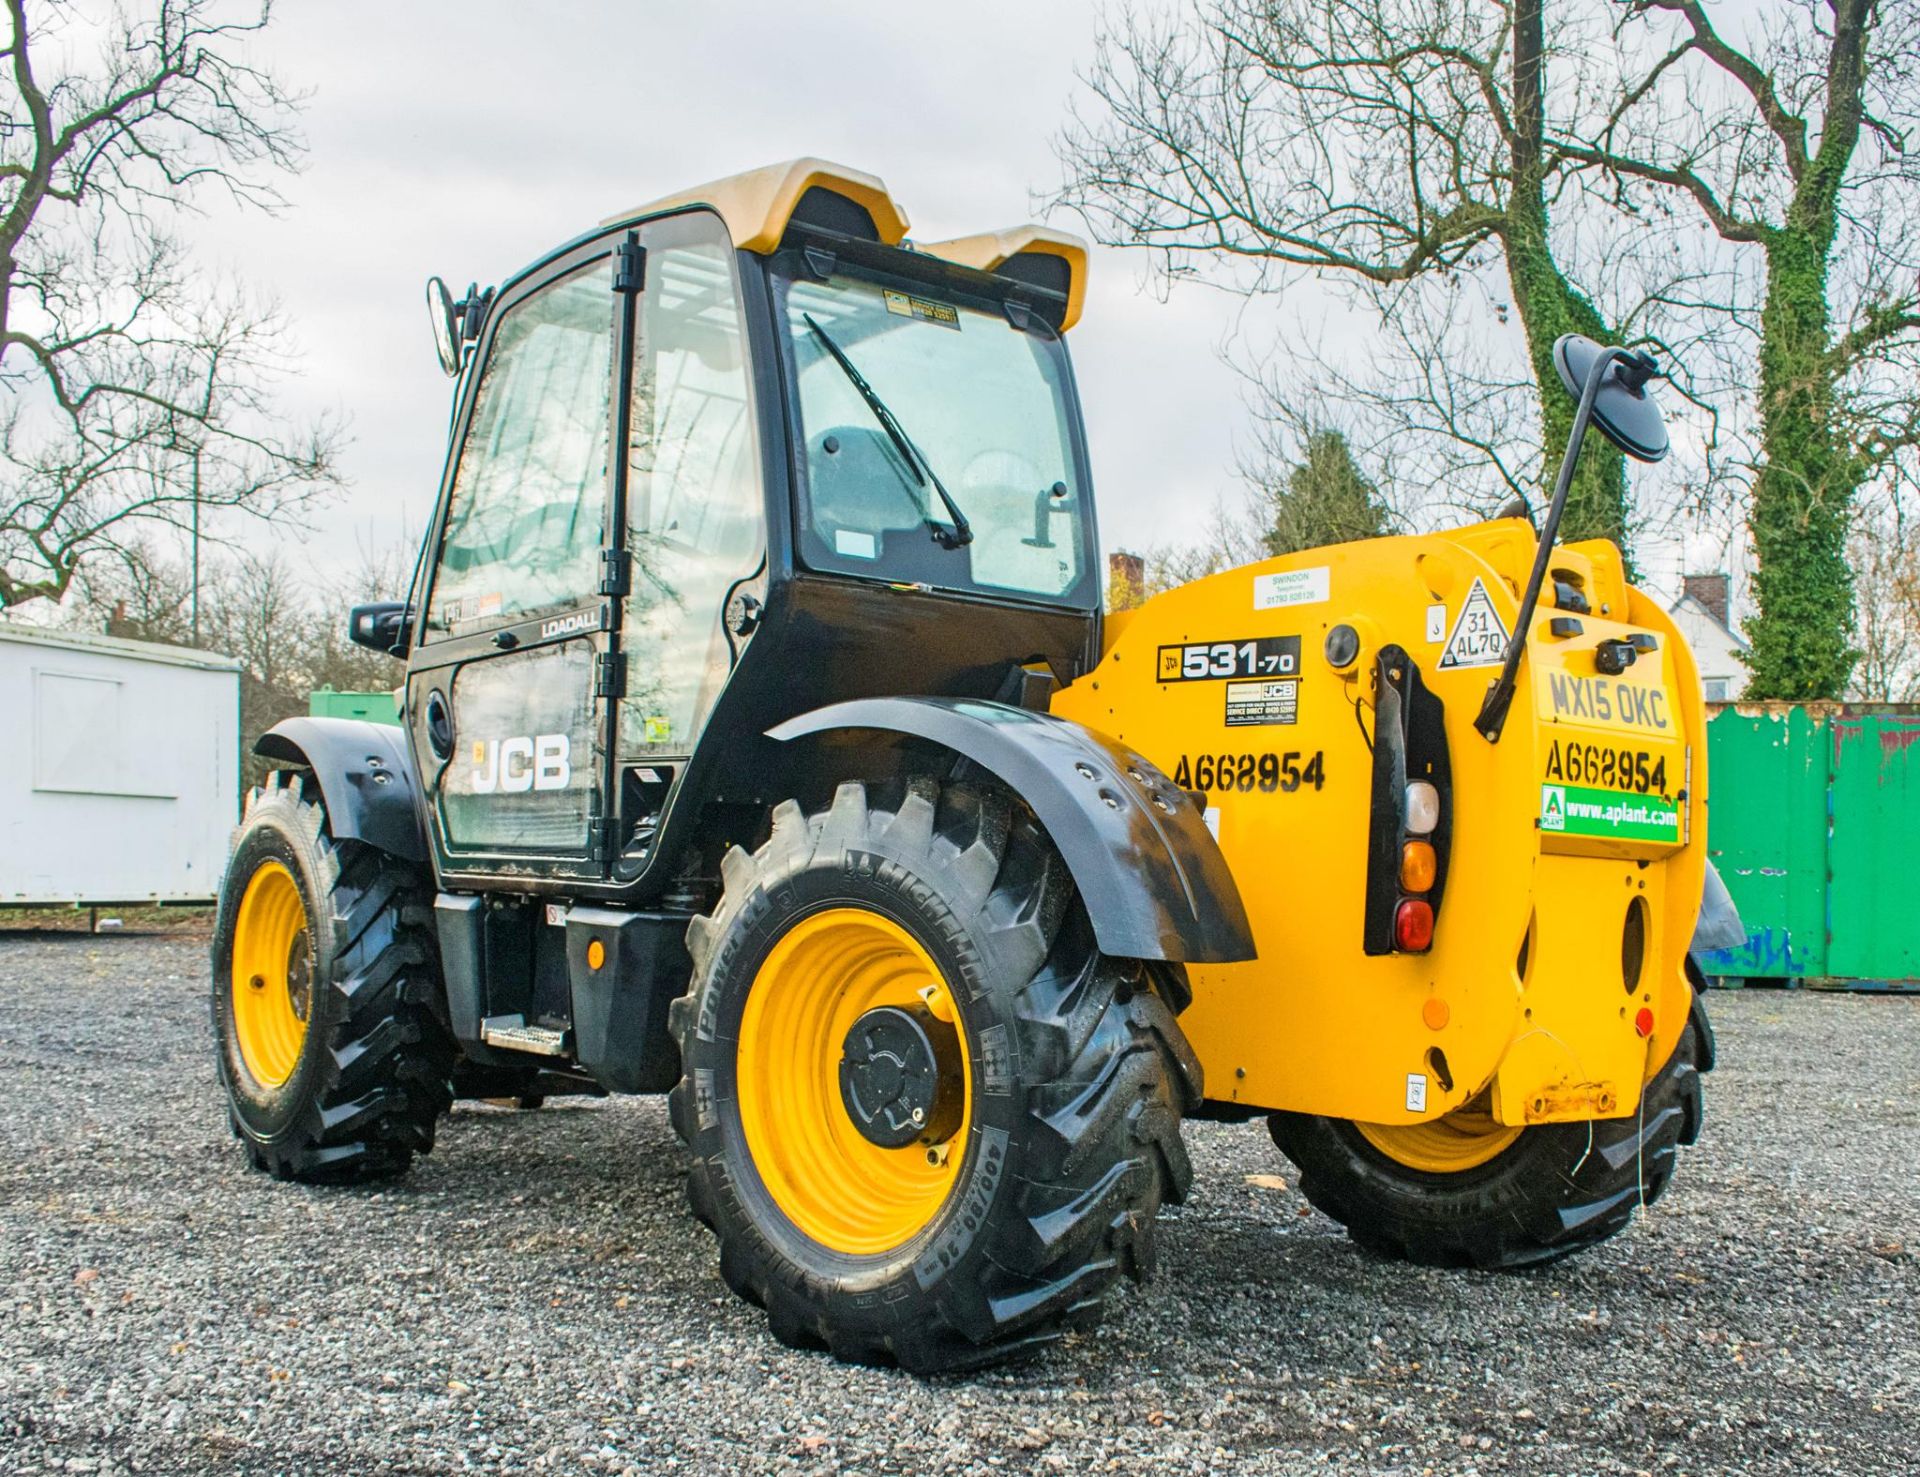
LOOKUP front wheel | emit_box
[668,779,1201,1373]
[211,771,456,1182]
[1269,992,1714,1268]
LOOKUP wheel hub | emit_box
[228,859,312,1089]
[839,1004,961,1148]
[736,907,974,1255]
[286,930,313,1023]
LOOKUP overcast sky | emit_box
[179,0,1747,606]
[185,0,1288,580]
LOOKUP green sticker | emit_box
[643,715,672,745]
[1540,783,1681,842]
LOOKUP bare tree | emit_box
[1053,0,1655,558]
[1561,0,1920,699]
[69,532,411,777]
[0,0,340,610]
[1112,406,1402,611]
[1847,496,1920,701]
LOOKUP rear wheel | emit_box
[1269,992,1713,1268]
[211,771,456,1183]
[669,779,1201,1373]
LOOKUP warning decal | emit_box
[1438,577,1510,669]
[883,290,960,329]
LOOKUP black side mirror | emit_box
[425,276,460,378]
[1551,335,1670,464]
[349,601,411,659]
[1473,336,1672,742]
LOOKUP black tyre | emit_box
[211,771,456,1183]
[668,779,1200,1373]
[1268,991,1714,1268]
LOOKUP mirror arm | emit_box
[1472,344,1628,743]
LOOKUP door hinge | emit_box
[595,651,626,699]
[614,236,646,295]
[599,548,631,597]
[587,816,619,862]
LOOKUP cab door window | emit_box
[620,212,764,756]
[426,263,613,638]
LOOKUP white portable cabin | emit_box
[0,622,241,906]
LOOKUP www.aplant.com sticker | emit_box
[1540,783,1681,843]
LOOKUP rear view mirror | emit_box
[426,276,460,378]
[1552,334,1669,463]
[1474,336,1673,742]
[349,601,411,659]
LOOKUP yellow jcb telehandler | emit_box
[210,160,1734,1372]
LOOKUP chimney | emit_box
[1681,572,1730,627]
[1108,551,1145,589]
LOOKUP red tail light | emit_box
[1394,899,1434,952]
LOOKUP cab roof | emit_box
[604,157,1088,332]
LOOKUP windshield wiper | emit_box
[802,313,973,548]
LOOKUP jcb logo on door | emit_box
[470,734,572,793]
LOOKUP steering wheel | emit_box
[958,448,1042,497]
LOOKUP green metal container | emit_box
[1701,703,1920,990]
[308,687,402,726]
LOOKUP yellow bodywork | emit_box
[918,226,1090,332]
[604,157,1089,331]
[604,157,911,253]
[1051,521,1706,1129]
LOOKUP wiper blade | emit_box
[802,313,973,548]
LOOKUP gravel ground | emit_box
[1,932,1915,1476]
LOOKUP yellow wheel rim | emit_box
[1356,1097,1523,1174]
[736,908,971,1256]
[229,860,314,1089]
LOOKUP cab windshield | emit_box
[774,263,1094,604]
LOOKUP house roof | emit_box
[1668,591,1749,651]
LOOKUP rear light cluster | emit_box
[1361,645,1452,957]
[1393,783,1441,951]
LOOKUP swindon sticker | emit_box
[1253,566,1330,610]
[1438,577,1510,669]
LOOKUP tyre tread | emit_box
[1271,1001,1714,1269]
[671,779,1198,1372]
[216,774,455,1185]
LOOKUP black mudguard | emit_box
[254,717,427,864]
[768,697,1256,965]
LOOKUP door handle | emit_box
[424,689,453,759]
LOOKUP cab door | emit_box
[408,234,632,883]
